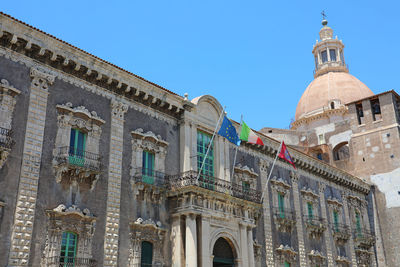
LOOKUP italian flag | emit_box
[239,121,264,145]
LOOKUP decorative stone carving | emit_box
[129,218,166,267]
[335,256,351,267]
[270,176,295,232]
[301,187,326,239]
[308,250,326,265]
[41,204,96,267]
[355,248,373,267]
[259,158,270,174]
[253,240,262,265]
[275,245,297,264]
[130,128,169,202]
[30,67,55,91]
[53,103,105,189]
[0,78,20,168]
[111,99,128,119]
[233,163,258,190]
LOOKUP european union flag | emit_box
[218,116,239,145]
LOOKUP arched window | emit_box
[60,232,77,266]
[330,102,335,109]
[333,142,350,161]
[141,241,153,267]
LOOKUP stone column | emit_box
[201,215,211,267]
[103,100,128,266]
[326,47,331,61]
[259,159,274,266]
[291,172,308,266]
[8,68,54,266]
[172,215,183,267]
[342,191,357,267]
[319,183,334,267]
[186,214,197,267]
[239,223,249,267]
[247,227,255,267]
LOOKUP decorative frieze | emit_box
[40,204,96,267]
[335,255,351,267]
[129,218,166,267]
[355,248,373,267]
[8,67,54,266]
[233,164,258,190]
[308,250,326,266]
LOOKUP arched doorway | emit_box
[212,237,235,267]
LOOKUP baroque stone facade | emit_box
[0,12,386,267]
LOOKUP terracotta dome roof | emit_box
[295,72,374,120]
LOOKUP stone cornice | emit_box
[291,106,348,129]
[238,135,371,195]
[0,13,186,119]
[0,78,20,96]
[56,102,105,125]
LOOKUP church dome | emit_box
[295,72,374,120]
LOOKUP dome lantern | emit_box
[312,19,348,78]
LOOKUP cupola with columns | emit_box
[312,18,348,78]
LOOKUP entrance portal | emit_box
[212,237,235,267]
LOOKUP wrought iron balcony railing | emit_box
[303,215,326,226]
[272,207,296,220]
[352,229,375,248]
[54,146,101,171]
[0,127,13,149]
[168,170,261,203]
[330,223,350,234]
[131,167,167,188]
[46,256,97,267]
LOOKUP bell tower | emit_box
[312,18,348,78]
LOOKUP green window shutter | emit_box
[141,241,153,266]
[307,202,313,220]
[333,210,339,232]
[60,232,77,266]
[243,181,250,192]
[278,193,285,218]
[356,212,362,236]
[197,131,214,189]
[284,261,290,267]
[69,129,86,167]
[142,151,155,184]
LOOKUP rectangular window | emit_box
[356,212,362,237]
[69,128,86,166]
[371,99,382,121]
[329,49,337,61]
[278,193,285,218]
[333,210,339,232]
[284,261,290,267]
[142,151,155,184]
[243,181,250,192]
[321,50,328,63]
[307,202,314,221]
[197,131,214,189]
[356,103,364,125]
[60,232,77,265]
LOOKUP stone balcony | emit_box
[0,127,14,168]
[272,207,296,233]
[331,223,351,245]
[53,146,102,189]
[167,170,262,204]
[45,256,96,267]
[304,215,327,239]
[131,167,168,203]
[353,229,376,249]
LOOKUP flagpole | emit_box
[196,106,226,182]
[230,114,243,181]
[261,140,283,202]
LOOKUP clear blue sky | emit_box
[3,1,399,130]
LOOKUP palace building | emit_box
[0,12,395,267]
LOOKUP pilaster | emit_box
[185,214,197,267]
[259,159,274,266]
[103,99,128,266]
[342,191,357,267]
[172,215,183,267]
[239,223,249,267]
[8,67,54,266]
[291,171,308,266]
[201,215,211,267]
[319,183,334,266]
[247,227,255,267]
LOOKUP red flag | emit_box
[278,141,296,169]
